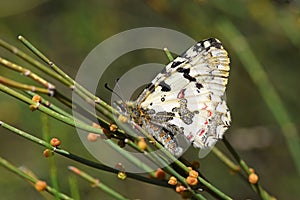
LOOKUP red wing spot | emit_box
[199,129,205,136]
[204,120,208,125]
[187,134,193,140]
[177,89,186,99]
[207,110,212,117]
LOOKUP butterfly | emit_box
[116,38,231,157]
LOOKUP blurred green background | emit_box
[0,0,300,199]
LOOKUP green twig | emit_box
[163,47,174,61]
[0,76,53,95]
[68,166,129,200]
[211,147,240,172]
[0,156,72,200]
[18,35,116,117]
[0,121,172,189]
[223,138,272,200]
[68,175,80,200]
[0,38,69,86]
[0,56,55,90]
[41,114,60,200]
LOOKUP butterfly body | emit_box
[116,38,231,156]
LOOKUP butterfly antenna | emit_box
[114,78,126,101]
[104,82,123,102]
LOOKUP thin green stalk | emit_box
[163,47,174,61]
[218,19,300,176]
[0,38,69,86]
[0,56,55,90]
[115,113,231,200]
[68,175,80,200]
[121,119,231,200]
[1,84,163,174]
[0,84,104,136]
[0,120,172,188]
[211,147,240,172]
[12,36,120,137]
[25,91,116,136]
[26,91,74,119]
[18,35,116,115]
[223,138,272,200]
[0,157,72,200]
[68,166,129,200]
[41,114,60,200]
[0,76,52,95]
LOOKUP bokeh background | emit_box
[1,0,300,199]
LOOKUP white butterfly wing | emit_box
[136,38,231,150]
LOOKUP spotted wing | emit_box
[136,38,231,151]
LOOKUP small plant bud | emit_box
[186,176,198,186]
[101,128,112,139]
[175,185,186,193]
[50,137,61,147]
[87,133,99,142]
[249,168,255,173]
[155,168,166,180]
[189,170,199,178]
[109,124,118,132]
[92,122,101,128]
[35,180,47,191]
[248,173,259,184]
[137,137,147,150]
[168,176,177,185]
[117,171,127,180]
[32,95,41,103]
[43,149,54,157]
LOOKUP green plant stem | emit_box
[211,147,240,172]
[0,120,172,189]
[0,38,69,86]
[0,84,161,175]
[18,35,116,116]
[0,56,55,90]
[41,114,60,200]
[0,76,52,95]
[68,166,129,200]
[0,84,104,136]
[116,116,231,199]
[218,19,300,176]
[68,175,80,200]
[0,156,72,200]
[1,37,115,124]
[223,138,272,200]
[4,36,121,138]
[163,47,174,61]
